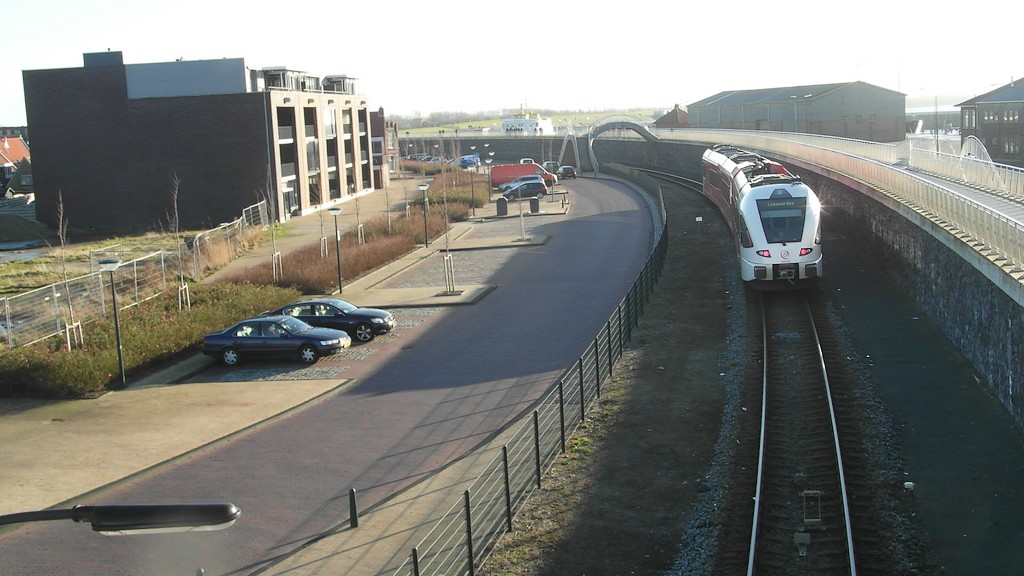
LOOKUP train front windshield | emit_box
[756,198,806,243]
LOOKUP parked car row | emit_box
[405,154,450,164]
[404,154,483,170]
[202,298,397,366]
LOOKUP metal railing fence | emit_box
[1,251,173,349]
[392,186,668,576]
[651,128,1024,201]
[0,201,268,350]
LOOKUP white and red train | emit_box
[701,144,823,287]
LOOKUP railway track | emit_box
[745,290,857,575]
[640,166,922,574]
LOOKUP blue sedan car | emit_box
[202,315,351,366]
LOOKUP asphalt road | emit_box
[0,178,654,575]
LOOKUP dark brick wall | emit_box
[25,65,130,231]
[426,137,564,166]
[24,65,271,234]
[121,94,271,230]
[804,171,1024,427]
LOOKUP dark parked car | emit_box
[202,315,351,366]
[262,298,396,343]
[557,165,577,179]
[502,181,547,201]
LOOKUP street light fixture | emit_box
[0,503,241,534]
[485,156,494,193]
[327,207,343,293]
[98,258,126,386]
[418,183,430,247]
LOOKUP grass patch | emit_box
[0,282,302,398]
[0,204,468,398]
[0,227,233,296]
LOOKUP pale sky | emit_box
[3,0,1019,126]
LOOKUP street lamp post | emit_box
[99,258,126,386]
[485,156,494,193]
[418,183,430,247]
[0,503,241,534]
[468,146,477,218]
[327,207,343,293]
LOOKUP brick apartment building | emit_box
[23,51,375,233]
[370,107,398,190]
[958,79,1024,167]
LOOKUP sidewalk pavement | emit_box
[0,174,571,575]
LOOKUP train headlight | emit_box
[755,250,771,258]
[799,248,814,256]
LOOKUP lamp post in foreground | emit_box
[99,258,126,386]
[327,207,343,294]
[0,503,241,534]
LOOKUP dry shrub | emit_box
[196,236,237,274]
[218,207,455,293]
[425,173,490,210]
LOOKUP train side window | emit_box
[738,215,754,247]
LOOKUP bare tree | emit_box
[55,191,82,347]
[167,173,190,309]
[255,163,281,281]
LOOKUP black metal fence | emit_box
[392,171,668,576]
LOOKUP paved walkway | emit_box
[0,173,572,575]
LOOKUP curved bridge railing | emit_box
[652,129,1024,285]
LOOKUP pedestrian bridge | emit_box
[562,121,1024,297]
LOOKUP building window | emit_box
[324,108,337,139]
[20,174,32,185]
[962,109,976,129]
[1005,137,1021,155]
[306,140,320,173]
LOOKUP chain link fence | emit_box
[0,201,268,349]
